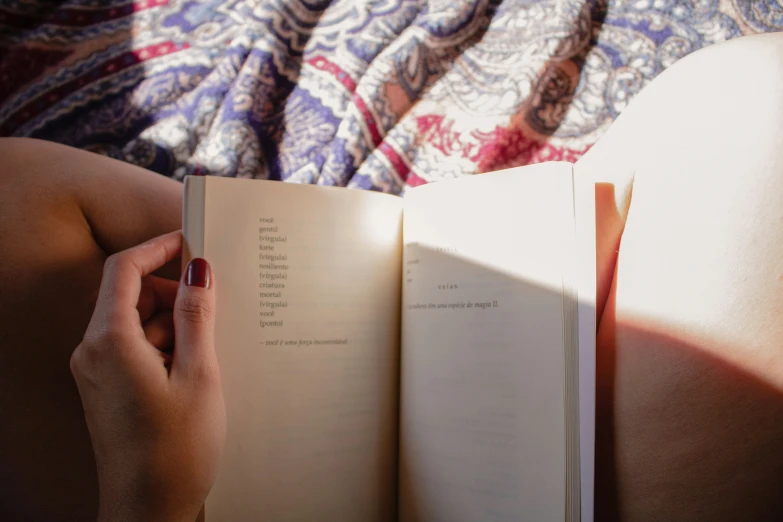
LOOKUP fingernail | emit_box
[185,258,211,288]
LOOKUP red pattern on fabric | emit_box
[0,41,188,135]
[352,93,382,146]
[378,141,410,182]
[415,114,591,174]
[0,0,770,186]
[472,126,591,172]
[307,56,357,93]
[0,0,168,28]
[415,114,470,158]
[406,172,428,187]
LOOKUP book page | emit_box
[191,178,403,522]
[398,163,576,522]
[573,165,597,522]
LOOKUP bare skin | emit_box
[583,33,783,521]
[1,33,782,521]
[70,234,224,522]
[0,143,183,520]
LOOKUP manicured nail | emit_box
[185,258,211,288]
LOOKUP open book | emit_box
[182,162,596,522]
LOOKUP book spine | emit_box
[182,175,206,269]
[574,166,597,522]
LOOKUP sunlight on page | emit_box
[189,178,404,522]
[399,162,586,522]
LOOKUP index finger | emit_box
[95,231,183,325]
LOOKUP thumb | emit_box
[173,258,217,380]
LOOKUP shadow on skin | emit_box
[398,246,782,522]
[0,169,780,521]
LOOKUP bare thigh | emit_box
[3,34,783,522]
[581,33,783,521]
[0,138,182,521]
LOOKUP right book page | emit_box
[398,162,594,522]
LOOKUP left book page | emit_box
[183,177,404,522]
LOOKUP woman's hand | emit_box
[70,231,225,522]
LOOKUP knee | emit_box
[0,137,68,190]
[664,32,783,82]
[621,33,783,139]
[0,138,88,240]
[0,136,54,161]
[0,137,34,178]
[0,138,113,217]
[0,138,39,197]
[582,33,783,193]
[679,32,783,78]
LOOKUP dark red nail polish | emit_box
[185,258,211,288]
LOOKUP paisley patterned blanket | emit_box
[1,0,780,192]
